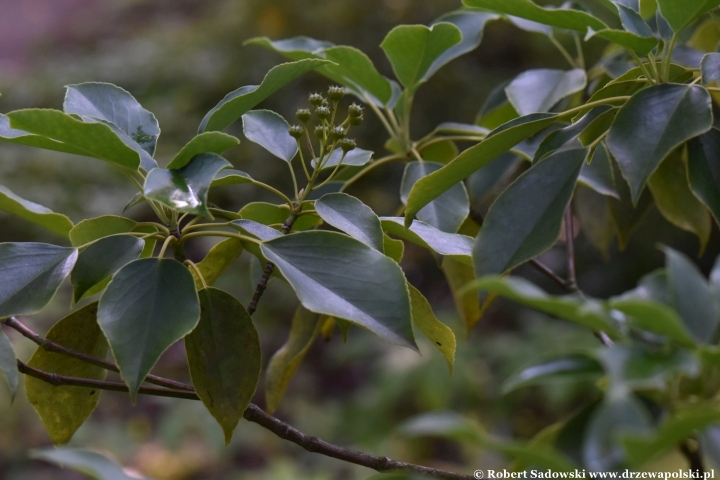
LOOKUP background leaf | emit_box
[505,69,586,116]
[441,257,481,334]
[408,284,455,373]
[30,447,147,480]
[167,132,239,169]
[687,129,720,224]
[0,329,18,398]
[656,0,720,32]
[190,238,243,289]
[503,353,603,393]
[0,184,73,239]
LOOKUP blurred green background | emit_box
[1,1,718,479]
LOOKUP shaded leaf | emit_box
[380,23,462,90]
[401,161,469,234]
[380,217,473,263]
[615,3,653,37]
[199,59,330,132]
[25,303,108,444]
[506,69,586,116]
[242,110,297,162]
[265,306,323,414]
[30,447,145,480]
[463,0,607,31]
[534,106,613,163]
[383,234,404,263]
[69,216,137,246]
[579,144,618,198]
[607,157,653,250]
[606,84,712,203]
[167,132,239,170]
[441,257,481,334]
[0,329,18,398]
[585,28,658,55]
[98,258,200,399]
[408,284,455,374]
[474,148,586,277]
[0,243,77,318]
[687,129,720,224]
[190,239,243,289]
[701,53,720,84]
[656,0,720,33]
[186,288,261,444]
[609,299,695,347]
[144,153,231,218]
[317,147,373,170]
[574,185,616,259]
[0,184,73,238]
[503,353,603,393]
[315,193,384,251]
[261,231,415,349]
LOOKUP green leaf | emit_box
[534,106,614,163]
[615,3,654,37]
[474,148,586,277]
[317,147,373,170]
[0,243,77,318]
[380,217,473,264]
[0,329,18,398]
[687,129,720,224]
[574,185,616,259]
[199,59,330,133]
[607,157,653,250]
[30,447,145,480]
[462,276,620,335]
[211,169,254,187]
[657,0,720,33]
[664,247,719,343]
[383,234,404,263]
[648,150,711,252]
[609,299,695,347]
[315,193,384,252]
[503,353,603,393]
[578,144,618,198]
[426,10,500,81]
[0,184,73,238]
[242,110,297,162]
[0,114,88,156]
[167,132,240,170]
[405,113,560,224]
[506,69,586,116]
[380,23,462,90]
[463,0,607,31]
[190,238,243,289]
[265,306,323,414]
[401,161,469,234]
[7,109,142,171]
[232,219,284,241]
[702,53,720,84]
[606,84,712,203]
[69,216,156,258]
[186,288,261,444]
[98,258,200,400]
[441,257,481,334]
[623,403,720,468]
[585,28,658,55]
[25,303,108,444]
[71,236,144,303]
[144,153,231,219]
[408,284,455,374]
[261,231,416,349]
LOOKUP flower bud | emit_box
[330,125,347,141]
[349,114,363,126]
[339,138,356,152]
[315,106,331,119]
[309,93,324,106]
[288,125,304,139]
[327,85,346,101]
[348,103,363,118]
[296,108,311,123]
[314,125,328,138]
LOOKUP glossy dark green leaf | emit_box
[648,151,711,252]
[503,353,603,393]
[380,23,462,90]
[607,157,653,250]
[261,231,415,349]
[463,276,620,335]
[0,184,73,238]
[7,109,142,171]
[475,82,519,129]
[687,129,720,224]
[401,161,468,234]
[408,284,455,374]
[167,132,240,169]
[380,217,473,264]
[574,185,615,259]
[441,257,481,334]
[98,258,200,399]
[0,329,18,398]
[665,247,719,343]
[506,69,586,116]
[534,106,613,163]
[315,193,384,251]
[657,0,720,33]
[199,59,330,132]
[578,145,618,198]
[30,448,144,480]
[702,53,720,84]
[609,299,695,347]
[0,243,77,318]
[474,148,586,277]
[242,110,297,162]
[144,153,230,218]
[615,3,653,36]
[405,113,560,224]
[25,303,108,444]
[606,84,712,203]
[583,395,652,471]
[317,147,373,170]
[190,238,243,289]
[71,236,144,303]
[265,306,322,414]
[426,10,499,81]
[463,0,607,31]
[186,288,261,444]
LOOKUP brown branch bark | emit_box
[680,438,705,476]
[5,318,474,480]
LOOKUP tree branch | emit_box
[679,438,705,476]
[5,318,474,480]
[564,207,578,293]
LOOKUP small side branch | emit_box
[679,438,705,476]
[564,207,578,293]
